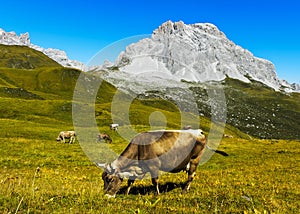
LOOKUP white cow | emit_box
[56,131,76,144]
[110,124,119,131]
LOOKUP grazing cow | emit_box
[96,129,228,198]
[110,124,119,131]
[97,133,113,144]
[182,125,192,130]
[223,134,233,138]
[56,131,76,144]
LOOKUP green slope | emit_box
[223,78,300,139]
[188,78,300,139]
[0,44,61,69]
[0,66,244,142]
[0,67,81,99]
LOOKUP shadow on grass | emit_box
[119,181,187,195]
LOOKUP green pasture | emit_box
[1,135,299,213]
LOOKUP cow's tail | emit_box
[206,145,229,156]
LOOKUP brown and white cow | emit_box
[56,131,76,144]
[96,129,228,198]
[97,133,112,144]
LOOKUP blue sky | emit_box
[1,0,299,84]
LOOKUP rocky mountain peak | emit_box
[0,29,30,46]
[154,21,225,39]
[113,20,299,93]
[153,20,185,35]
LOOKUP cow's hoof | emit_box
[182,188,189,194]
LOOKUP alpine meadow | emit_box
[1,30,300,214]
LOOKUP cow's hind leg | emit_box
[182,159,200,194]
[182,171,196,194]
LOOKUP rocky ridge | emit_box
[0,28,85,71]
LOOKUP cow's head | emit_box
[102,170,123,198]
[56,135,62,141]
[97,163,133,198]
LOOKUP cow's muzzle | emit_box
[105,193,116,198]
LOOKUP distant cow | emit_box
[223,134,233,138]
[56,131,76,144]
[96,129,228,198]
[110,124,119,131]
[183,125,192,130]
[97,133,112,144]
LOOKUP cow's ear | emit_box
[95,162,110,172]
[118,172,134,179]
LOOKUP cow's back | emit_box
[122,131,206,172]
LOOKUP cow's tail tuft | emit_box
[206,145,229,156]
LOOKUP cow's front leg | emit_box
[126,177,136,195]
[151,177,160,195]
[147,161,160,195]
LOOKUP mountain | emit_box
[92,21,300,139]
[0,28,86,71]
[99,20,299,93]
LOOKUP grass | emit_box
[0,137,299,213]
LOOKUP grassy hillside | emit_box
[0,67,82,99]
[223,78,300,139]
[188,78,300,139]
[0,61,243,140]
[0,44,60,69]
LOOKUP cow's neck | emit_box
[112,154,138,172]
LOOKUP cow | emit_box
[56,131,76,144]
[96,129,228,198]
[110,124,119,131]
[223,134,233,138]
[182,125,192,130]
[97,133,113,144]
